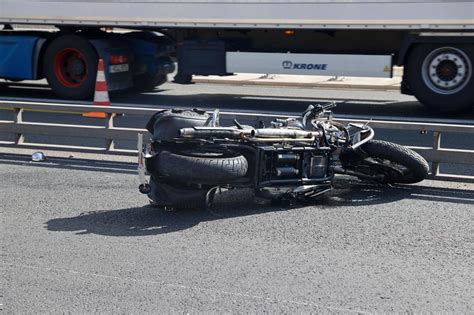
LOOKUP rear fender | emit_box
[123,32,175,76]
[88,37,134,91]
[0,33,49,80]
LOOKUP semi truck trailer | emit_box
[1,0,473,112]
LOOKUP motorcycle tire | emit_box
[156,150,248,183]
[345,140,429,184]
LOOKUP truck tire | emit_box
[155,150,248,183]
[405,44,474,112]
[43,34,98,99]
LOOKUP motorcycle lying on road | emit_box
[138,103,429,209]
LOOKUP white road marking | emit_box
[3,262,371,314]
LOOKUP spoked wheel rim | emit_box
[355,158,412,183]
[421,47,472,95]
[54,48,89,88]
[377,159,411,181]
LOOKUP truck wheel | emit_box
[43,35,98,99]
[405,44,474,112]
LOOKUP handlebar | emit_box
[302,102,336,127]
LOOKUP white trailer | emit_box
[1,0,474,112]
[2,0,473,30]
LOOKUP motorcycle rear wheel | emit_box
[343,140,429,184]
[155,150,248,183]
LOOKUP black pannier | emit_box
[146,108,210,141]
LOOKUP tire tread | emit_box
[156,150,248,183]
[362,140,429,184]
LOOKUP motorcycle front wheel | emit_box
[342,140,429,184]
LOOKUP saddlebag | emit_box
[148,179,209,208]
[146,108,210,141]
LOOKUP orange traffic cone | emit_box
[83,58,110,118]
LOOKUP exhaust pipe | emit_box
[251,129,321,138]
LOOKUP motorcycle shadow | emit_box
[45,178,470,237]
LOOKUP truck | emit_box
[1,0,473,112]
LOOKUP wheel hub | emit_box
[54,48,88,88]
[422,47,471,95]
[69,59,86,76]
[436,60,457,81]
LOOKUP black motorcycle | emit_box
[138,103,429,209]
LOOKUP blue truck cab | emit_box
[0,30,175,99]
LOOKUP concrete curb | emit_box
[192,67,403,91]
[193,77,401,91]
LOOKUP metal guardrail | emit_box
[0,100,473,181]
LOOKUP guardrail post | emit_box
[432,131,441,176]
[255,115,261,127]
[13,108,24,144]
[105,113,116,151]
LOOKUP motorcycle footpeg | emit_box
[139,183,152,194]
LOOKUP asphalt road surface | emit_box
[1,155,473,313]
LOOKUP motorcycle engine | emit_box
[260,149,331,183]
